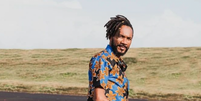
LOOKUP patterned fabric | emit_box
[87,45,129,101]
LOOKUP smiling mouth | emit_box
[119,46,125,51]
[118,45,127,52]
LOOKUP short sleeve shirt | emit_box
[87,45,129,101]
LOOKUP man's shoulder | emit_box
[89,49,112,70]
[90,49,110,61]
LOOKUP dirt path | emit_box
[0,91,149,101]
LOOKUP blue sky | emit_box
[0,0,201,49]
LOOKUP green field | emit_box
[0,47,201,101]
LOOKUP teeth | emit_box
[118,46,126,51]
[120,47,125,50]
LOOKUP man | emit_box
[87,15,133,101]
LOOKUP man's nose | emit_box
[121,38,127,45]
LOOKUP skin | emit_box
[110,25,133,57]
[94,25,133,101]
[94,87,109,101]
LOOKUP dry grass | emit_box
[0,47,201,100]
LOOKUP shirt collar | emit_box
[105,44,113,55]
[105,44,120,61]
[105,45,128,72]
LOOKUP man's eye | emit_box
[127,38,131,40]
[120,35,124,38]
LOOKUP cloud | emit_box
[0,0,85,49]
[132,9,201,47]
[60,0,82,9]
[0,0,82,9]
[0,0,105,49]
[0,1,200,49]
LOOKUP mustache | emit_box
[117,44,128,49]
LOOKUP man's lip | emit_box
[118,45,126,50]
[120,46,125,49]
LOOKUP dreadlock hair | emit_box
[104,15,133,40]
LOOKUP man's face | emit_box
[110,25,133,57]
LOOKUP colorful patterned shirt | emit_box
[87,45,129,101]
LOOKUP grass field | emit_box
[0,47,201,101]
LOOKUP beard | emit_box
[111,39,129,57]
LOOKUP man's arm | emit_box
[94,87,109,101]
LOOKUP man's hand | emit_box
[94,87,109,101]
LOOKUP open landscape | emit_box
[0,47,201,101]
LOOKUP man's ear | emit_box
[109,37,112,41]
[109,37,112,45]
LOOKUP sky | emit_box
[0,0,201,49]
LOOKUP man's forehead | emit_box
[119,26,133,36]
